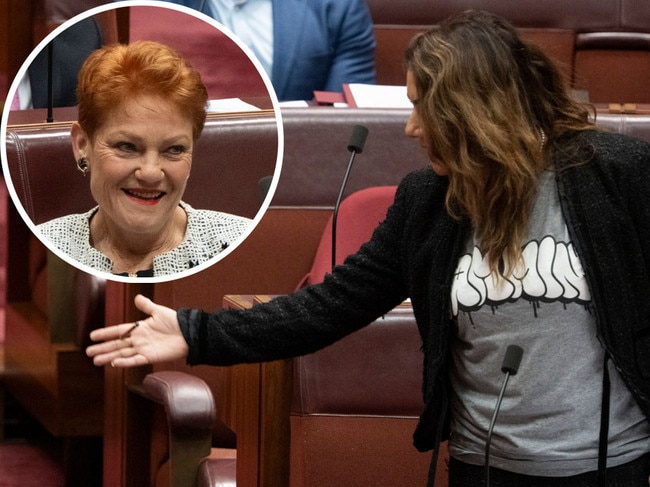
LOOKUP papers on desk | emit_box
[207,98,261,113]
[278,99,311,108]
[313,84,411,108]
[343,83,410,108]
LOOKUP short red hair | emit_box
[76,40,208,141]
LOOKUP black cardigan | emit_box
[179,129,650,452]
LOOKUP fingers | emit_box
[91,350,149,368]
[88,295,156,344]
[86,335,130,361]
[86,336,148,367]
[134,294,157,316]
[89,293,155,343]
[89,322,140,343]
[87,295,167,368]
[109,355,150,368]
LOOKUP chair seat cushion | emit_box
[198,452,237,487]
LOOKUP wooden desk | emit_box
[218,294,292,487]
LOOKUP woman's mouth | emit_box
[123,189,165,205]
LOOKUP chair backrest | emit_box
[296,185,397,288]
[289,301,442,486]
[128,5,272,105]
[289,185,436,486]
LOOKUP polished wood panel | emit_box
[101,281,152,487]
[219,295,292,487]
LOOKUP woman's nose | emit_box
[136,153,164,182]
[405,109,421,138]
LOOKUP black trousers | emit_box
[448,453,650,487]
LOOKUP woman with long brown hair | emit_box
[87,11,650,486]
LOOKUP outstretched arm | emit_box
[86,294,189,367]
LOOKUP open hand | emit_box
[86,294,188,367]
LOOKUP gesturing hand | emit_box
[86,294,189,367]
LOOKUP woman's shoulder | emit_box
[182,203,251,242]
[36,209,95,245]
[184,204,250,225]
[398,166,439,189]
[568,128,650,156]
[556,129,650,192]
[394,166,446,205]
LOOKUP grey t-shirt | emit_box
[448,169,650,476]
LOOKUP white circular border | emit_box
[1,0,284,284]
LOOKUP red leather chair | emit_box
[296,185,397,288]
[289,186,446,486]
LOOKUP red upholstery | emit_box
[272,107,430,209]
[142,371,216,438]
[288,185,444,486]
[289,304,442,486]
[296,185,397,288]
[5,123,93,225]
[136,371,218,487]
[32,0,113,43]
[128,5,272,105]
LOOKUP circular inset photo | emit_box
[2,1,283,283]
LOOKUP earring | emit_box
[77,157,89,175]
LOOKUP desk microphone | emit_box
[331,124,369,271]
[485,344,524,487]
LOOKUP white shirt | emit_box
[207,0,274,77]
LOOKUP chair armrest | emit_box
[131,370,218,487]
[141,370,216,438]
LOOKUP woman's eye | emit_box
[165,145,188,157]
[114,142,137,153]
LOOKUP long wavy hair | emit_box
[406,10,594,276]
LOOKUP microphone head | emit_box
[347,125,369,153]
[501,345,524,375]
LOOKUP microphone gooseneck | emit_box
[485,344,523,487]
[331,125,369,271]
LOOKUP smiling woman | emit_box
[35,40,252,278]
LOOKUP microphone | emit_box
[485,344,523,487]
[331,125,369,271]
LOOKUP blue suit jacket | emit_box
[162,0,376,100]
